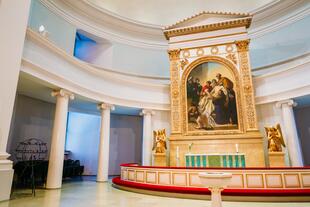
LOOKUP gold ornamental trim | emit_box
[168,49,181,60]
[164,11,251,30]
[164,17,252,40]
[235,39,250,52]
[180,55,245,136]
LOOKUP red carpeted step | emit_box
[112,177,310,197]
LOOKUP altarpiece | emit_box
[164,12,265,167]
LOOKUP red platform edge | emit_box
[112,177,310,196]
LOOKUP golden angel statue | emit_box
[265,124,286,152]
[152,129,167,153]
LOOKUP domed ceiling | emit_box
[87,0,274,26]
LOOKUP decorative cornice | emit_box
[164,11,251,30]
[39,0,167,50]
[97,103,115,111]
[38,0,309,49]
[164,17,252,40]
[51,89,74,100]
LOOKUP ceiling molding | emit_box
[254,52,310,105]
[249,0,310,38]
[39,0,309,50]
[252,52,310,75]
[22,28,310,110]
[26,28,170,85]
[39,0,168,50]
[23,28,170,110]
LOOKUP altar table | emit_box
[185,153,246,168]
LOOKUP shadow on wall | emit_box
[7,94,55,162]
[294,105,310,166]
[110,114,143,175]
[66,112,143,176]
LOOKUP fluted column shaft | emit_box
[46,89,74,189]
[97,103,114,182]
[276,99,303,166]
[140,109,155,166]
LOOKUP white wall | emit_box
[151,110,171,165]
[294,105,310,166]
[28,0,310,79]
[250,15,310,68]
[28,0,76,54]
[111,42,170,77]
[65,112,143,175]
[256,103,290,166]
[65,112,101,175]
[7,94,55,162]
[110,114,143,175]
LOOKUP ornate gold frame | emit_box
[181,55,244,136]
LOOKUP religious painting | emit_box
[186,61,238,131]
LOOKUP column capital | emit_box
[51,89,74,100]
[140,109,155,116]
[276,99,297,108]
[168,49,181,60]
[97,103,115,111]
[235,39,250,52]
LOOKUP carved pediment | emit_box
[164,11,252,40]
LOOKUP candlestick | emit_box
[176,146,180,167]
[235,144,239,153]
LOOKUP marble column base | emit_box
[0,154,13,201]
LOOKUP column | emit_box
[46,89,74,189]
[276,99,303,166]
[97,103,114,182]
[0,0,31,201]
[140,109,155,166]
[167,49,182,133]
[235,40,258,131]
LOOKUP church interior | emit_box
[1,0,310,206]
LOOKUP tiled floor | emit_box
[1,179,310,207]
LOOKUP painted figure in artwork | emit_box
[152,129,167,153]
[265,124,286,152]
[187,62,238,131]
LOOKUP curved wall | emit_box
[28,0,76,54]
[32,0,310,78]
[250,15,310,69]
[22,29,170,110]
[21,26,310,111]
[23,0,310,110]
[111,42,170,77]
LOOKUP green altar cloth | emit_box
[185,153,246,168]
